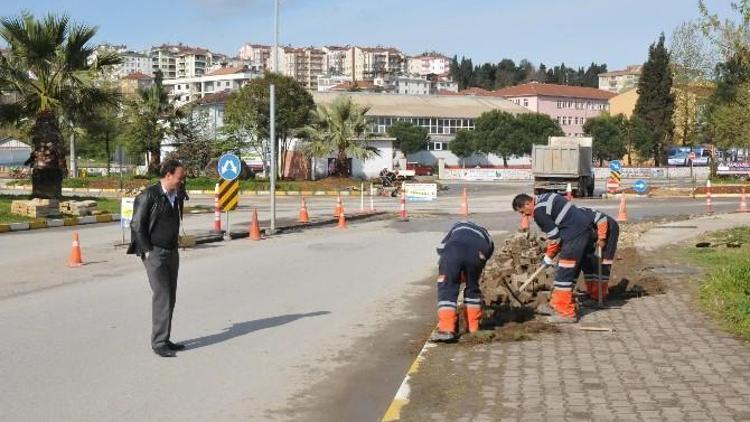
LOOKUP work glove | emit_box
[543,254,555,267]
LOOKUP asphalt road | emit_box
[0,184,744,421]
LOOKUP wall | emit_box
[438,163,710,181]
[407,150,531,167]
[609,89,638,118]
[308,139,395,179]
[536,96,608,137]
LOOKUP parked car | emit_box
[406,162,435,176]
[667,151,688,166]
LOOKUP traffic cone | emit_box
[67,232,84,267]
[459,188,469,217]
[212,182,221,232]
[617,195,629,223]
[565,183,573,201]
[738,187,749,213]
[299,197,310,223]
[520,214,530,232]
[337,207,348,229]
[706,180,714,214]
[249,208,262,241]
[399,189,409,222]
[333,194,342,218]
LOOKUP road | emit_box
[0,183,745,421]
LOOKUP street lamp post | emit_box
[269,0,279,232]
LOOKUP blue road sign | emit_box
[609,160,622,172]
[217,153,242,181]
[633,179,648,194]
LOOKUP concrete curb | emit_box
[227,211,389,239]
[7,185,360,197]
[382,340,437,421]
[0,214,120,234]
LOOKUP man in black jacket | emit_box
[127,159,186,357]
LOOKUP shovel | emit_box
[596,245,604,307]
[518,264,547,293]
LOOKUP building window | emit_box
[523,99,529,107]
[557,100,562,109]
[431,141,444,151]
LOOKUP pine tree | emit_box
[633,33,675,166]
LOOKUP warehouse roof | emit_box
[311,92,529,118]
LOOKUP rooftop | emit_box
[598,65,642,77]
[205,65,249,76]
[122,72,153,80]
[191,89,233,106]
[312,92,529,118]
[492,82,617,100]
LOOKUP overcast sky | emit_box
[0,0,737,70]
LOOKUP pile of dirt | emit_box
[607,246,667,298]
[459,321,561,345]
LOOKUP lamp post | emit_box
[269,0,279,232]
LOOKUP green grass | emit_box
[684,227,750,341]
[0,195,119,225]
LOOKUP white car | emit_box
[667,152,688,166]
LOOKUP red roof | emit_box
[192,89,232,106]
[492,83,616,100]
[123,72,153,80]
[205,65,248,76]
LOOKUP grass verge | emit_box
[684,226,750,341]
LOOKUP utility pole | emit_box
[269,0,279,232]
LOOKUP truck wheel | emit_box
[578,177,588,198]
[587,176,595,197]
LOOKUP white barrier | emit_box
[439,166,710,181]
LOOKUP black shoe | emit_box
[153,345,177,357]
[167,341,186,351]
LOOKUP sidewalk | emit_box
[391,213,750,422]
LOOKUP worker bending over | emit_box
[512,192,594,323]
[579,207,619,305]
[432,221,494,342]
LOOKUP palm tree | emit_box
[0,13,120,198]
[122,71,177,174]
[300,95,378,177]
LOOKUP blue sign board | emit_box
[633,179,648,194]
[217,153,242,181]
[609,160,622,172]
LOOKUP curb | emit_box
[0,213,121,234]
[227,211,389,239]
[7,185,361,197]
[382,340,436,421]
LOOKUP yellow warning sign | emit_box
[219,179,239,211]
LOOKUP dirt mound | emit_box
[459,321,560,345]
[606,247,667,299]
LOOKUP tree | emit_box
[223,73,313,178]
[122,71,174,174]
[165,109,222,177]
[449,129,476,167]
[387,121,429,155]
[512,113,564,155]
[473,110,518,167]
[299,95,377,177]
[583,114,626,166]
[77,103,123,174]
[706,81,750,150]
[0,13,121,198]
[633,33,675,166]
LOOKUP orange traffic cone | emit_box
[459,188,469,217]
[617,195,629,223]
[565,183,573,201]
[337,207,348,229]
[299,197,310,223]
[67,232,84,267]
[249,208,262,241]
[706,180,714,214]
[520,214,530,232]
[738,187,749,213]
[333,194,342,218]
[399,189,409,222]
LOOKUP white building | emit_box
[322,46,350,75]
[151,44,218,79]
[344,46,406,81]
[407,54,451,76]
[270,46,326,89]
[92,44,152,79]
[317,74,353,92]
[598,65,642,93]
[0,138,31,167]
[433,76,459,93]
[163,65,258,105]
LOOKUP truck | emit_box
[531,136,595,197]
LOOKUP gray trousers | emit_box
[144,247,180,349]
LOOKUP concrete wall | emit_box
[407,150,531,167]
[439,164,711,181]
[310,139,395,179]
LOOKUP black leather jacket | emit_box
[126,183,186,256]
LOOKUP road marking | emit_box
[381,339,436,421]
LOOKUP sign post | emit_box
[633,179,648,196]
[607,160,622,194]
[217,153,241,238]
[120,197,135,246]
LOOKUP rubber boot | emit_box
[432,308,458,342]
[547,289,578,324]
[466,306,482,333]
[581,281,609,308]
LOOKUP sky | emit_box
[0,0,738,70]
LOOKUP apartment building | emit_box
[344,46,406,81]
[237,43,272,70]
[163,65,258,106]
[92,44,152,79]
[407,54,451,76]
[271,46,326,89]
[151,44,216,79]
[598,65,642,93]
[322,46,349,75]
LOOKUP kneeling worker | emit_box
[512,192,594,323]
[579,207,619,305]
[432,221,494,342]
